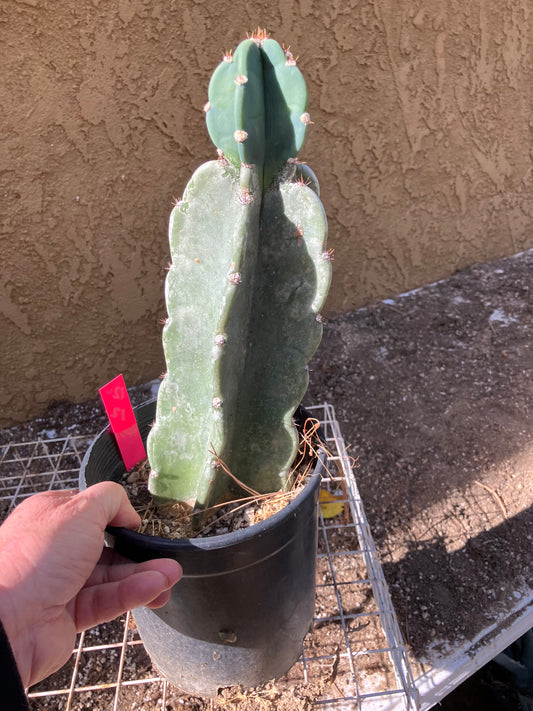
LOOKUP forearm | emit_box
[0,618,29,710]
[0,553,36,689]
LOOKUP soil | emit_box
[1,247,532,709]
[123,459,306,540]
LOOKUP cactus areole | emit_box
[147,31,332,510]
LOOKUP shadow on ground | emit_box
[307,249,533,659]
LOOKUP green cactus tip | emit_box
[205,28,310,188]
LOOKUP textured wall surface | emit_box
[1,0,532,424]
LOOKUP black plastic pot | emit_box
[79,399,324,696]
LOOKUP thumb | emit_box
[79,481,141,530]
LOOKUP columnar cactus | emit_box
[146,31,332,510]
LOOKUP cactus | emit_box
[146,31,332,510]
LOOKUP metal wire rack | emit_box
[0,403,418,710]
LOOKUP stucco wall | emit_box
[1,1,532,425]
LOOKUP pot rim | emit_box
[106,469,322,553]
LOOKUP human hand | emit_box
[0,482,182,688]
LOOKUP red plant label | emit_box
[99,374,146,470]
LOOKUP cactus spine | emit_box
[147,32,331,510]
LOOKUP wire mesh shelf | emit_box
[0,403,418,710]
